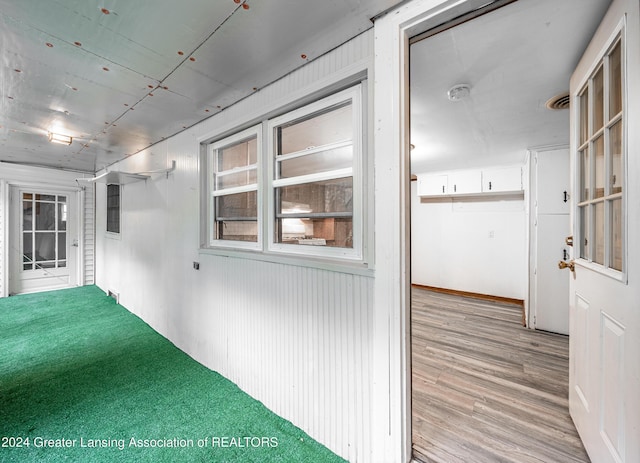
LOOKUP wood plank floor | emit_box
[411,288,590,463]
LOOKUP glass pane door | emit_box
[22,193,68,271]
[576,35,625,273]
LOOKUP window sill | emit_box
[198,246,374,277]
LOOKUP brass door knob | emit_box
[558,260,575,272]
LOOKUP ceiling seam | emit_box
[99,25,375,172]
[80,4,245,164]
[0,12,161,82]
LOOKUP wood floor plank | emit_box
[411,288,590,463]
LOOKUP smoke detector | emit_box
[447,84,471,101]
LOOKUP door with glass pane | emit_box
[9,188,78,294]
[567,0,640,461]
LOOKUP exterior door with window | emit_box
[9,187,78,294]
[567,0,640,461]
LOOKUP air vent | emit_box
[545,92,570,110]
[108,289,120,304]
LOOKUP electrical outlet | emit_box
[193,262,200,270]
[488,230,495,238]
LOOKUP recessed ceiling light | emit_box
[447,84,471,101]
[48,132,72,145]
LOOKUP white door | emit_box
[532,148,570,334]
[567,1,640,461]
[8,187,79,295]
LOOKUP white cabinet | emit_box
[481,166,522,193]
[417,174,448,196]
[417,165,523,197]
[417,171,481,196]
[449,170,482,195]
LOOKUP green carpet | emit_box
[0,286,346,463]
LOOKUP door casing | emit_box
[5,182,83,295]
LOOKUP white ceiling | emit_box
[1,0,613,176]
[409,0,611,174]
[0,0,401,173]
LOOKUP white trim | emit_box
[215,164,256,177]
[105,184,122,239]
[266,85,363,261]
[271,168,353,188]
[197,246,374,277]
[6,184,83,294]
[373,1,494,461]
[207,124,262,251]
[276,139,352,162]
[572,18,628,284]
[211,184,258,197]
[572,17,626,96]
[0,180,9,297]
[77,186,86,286]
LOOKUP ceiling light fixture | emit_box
[447,84,471,101]
[48,132,72,145]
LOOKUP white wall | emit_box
[95,31,378,462]
[411,181,527,300]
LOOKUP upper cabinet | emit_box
[417,165,522,197]
[417,173,448,196]
[481,166,522,194]
[450,170,482,195]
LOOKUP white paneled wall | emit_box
[95,31,376,462]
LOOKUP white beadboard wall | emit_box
[0,164,95,297]
[82,184,96,286]
[95,31,375,462]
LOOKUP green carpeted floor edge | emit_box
[0,285,347,463]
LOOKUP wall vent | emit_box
[545,92,570,110]
[107,290,120,304]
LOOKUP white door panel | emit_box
[535,214,570,334]
[537,149,570,215]
[531,148,570,335]
[568,1,640,461]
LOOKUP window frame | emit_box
[574,24,626,282]
[207,124,262,250]
[203,84,366,265]
[106,183,121,236]
[266,85,363,260]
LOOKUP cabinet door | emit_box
[449,170,481,195]
[482,166,522,193]
[417,174,448,196]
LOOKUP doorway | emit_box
[8,186,80,295]
[406,0,610,461]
